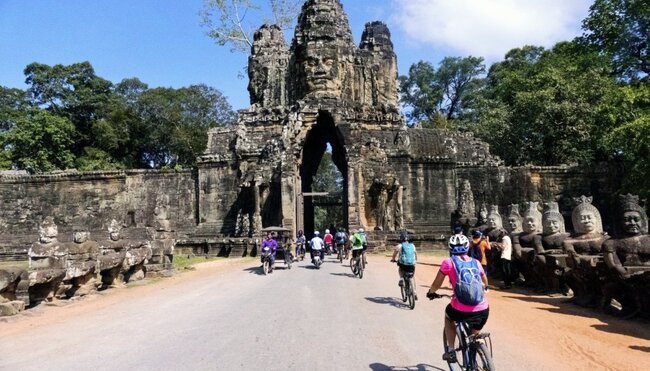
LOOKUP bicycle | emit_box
[350,250,364,279]
[427,293,495,371]
[392,260,416,309]
[336,243,347,263]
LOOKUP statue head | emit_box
[618,194,648,236]
[38,216,58,244]
[542,201,566,235]
[108,219,122,241]
[486,205,503,229]
[505,204,523,233]
[521,201,542,234]
[571,196,603,235]
[291,0,355,100]
[73,230,90,244]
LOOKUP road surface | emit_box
[1,254,649,370]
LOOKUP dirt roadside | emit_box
[413,255,650,371]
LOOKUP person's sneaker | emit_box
[398,279,404,287]
[442,350,457,363]
[414,293,418,300]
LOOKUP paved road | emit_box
[1,255,455,371]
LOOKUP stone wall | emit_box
[0,170,197,259]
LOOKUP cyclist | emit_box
[309,231,325,263]
[335,228,347,256]
[427,234,489,363]
[296,230,306,260]
[359,227,368,265]
[324,229,334,254]
[350,228,364,268]
[390,231,417,299]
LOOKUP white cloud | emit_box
[393,0,592,61]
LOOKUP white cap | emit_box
[359,228,364,233]
[314,231,320,235]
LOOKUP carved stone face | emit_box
[487,215,502,229]
[523,216,538,234]
[579,210,597,233]
[73,231,89,243]
[303,47,341,94]
[507,217,522,233]
[39,224,58,244]
[543,217,561,234]
[623,211,644,236]
[108,220,121,241]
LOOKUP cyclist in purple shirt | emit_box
[260,232,278,265]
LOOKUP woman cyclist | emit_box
[427,234,489,363]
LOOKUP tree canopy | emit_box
[0,62,236,172]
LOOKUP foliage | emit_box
[200,0,301,53]
[0,62,236,172]
[1,109,76,172]
[605,82,650,202]
[399,57,485,127]
[463,42,620,166]
[581,0,650,81]
[311,151,345,230]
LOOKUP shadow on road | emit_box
[242,265,288,275]
[299,264,320,270]
[369,362,445,371]
[629,345,650,353]
[330,272,356,278]
[365,296,409,310]
[417,262,441,267]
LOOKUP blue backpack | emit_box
[451,256,484,305]
[399,243,416,265]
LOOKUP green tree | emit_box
[0,86,31,132]
[312,151,344,230]
[136,84,236,167]
[399,57,485,127]
[605,83,650,202]
[200,0,301,53]
[23,62,115,157]
[1,109,76,172]
[465,42,620,166]
[581,0,650,81]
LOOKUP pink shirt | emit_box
[440,256,489,312]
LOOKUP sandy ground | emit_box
[1,255,649,370]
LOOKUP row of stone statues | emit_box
[478,195,649,319]
[1,217,175,314]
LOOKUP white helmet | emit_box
[448,234,470,255]
[359,228,365,233]
[314,231,320,236]
[325,229,330,234]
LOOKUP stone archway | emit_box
[298,111,348,236]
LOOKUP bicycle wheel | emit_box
[470,343,495,371]
[407,279,415,309]
[400,282,407,302]
[443,326,467,370]
[338,249,343,263]
[358,259,364,279]
[263,260,269,275]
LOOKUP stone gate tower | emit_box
[197,0,498,244]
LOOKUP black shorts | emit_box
[352,249,363,258]
[445,304,489,331]
[397,263,415,274]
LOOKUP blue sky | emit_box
[0,0,592,111]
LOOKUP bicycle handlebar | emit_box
[427,292,452,300]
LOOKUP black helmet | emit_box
[400,231,409,242]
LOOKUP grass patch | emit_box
[173,255,220,271]
[0,261,28,270]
